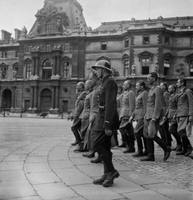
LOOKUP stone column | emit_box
[30,86,34,108]
[36,57,39,76]
[11,87,16,108]
[53,56,56,75]
[56,56,60,75]
[55,86,59,109]
[34,86,38,109]
[51,86,55,109]
[32,57,36,76]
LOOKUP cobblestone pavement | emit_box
[114,149,193,192]
[0,116,192,200]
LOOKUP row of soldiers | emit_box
[70,71,193,161]
[70,63,193,187]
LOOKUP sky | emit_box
[1,0,193,38]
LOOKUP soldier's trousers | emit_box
[93,131,115,173]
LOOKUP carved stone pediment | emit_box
[36,2,60,20]
[32,2,69,36]
[138,51,154,61]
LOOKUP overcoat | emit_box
[93,75,119,131]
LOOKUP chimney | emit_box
[14,29,21,40]
[1,30,12,41]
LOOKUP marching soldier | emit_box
[91,60,120,187]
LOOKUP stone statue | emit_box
[131,65,136,75]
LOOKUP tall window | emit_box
[0,64,8,79]
[143,36,149,45]
[165,36,170,46]
[64,43,70,51]
[42,59,52,79]
[27,45,32,53]
[125,38,129,48]
[101,42,107,50]
[190,37,193,46]
[141,58,150,74]
[123,60,129,76]
[25,59,32,78]
[189,60,193,76]
[2,51,7,58]
[63,61,70,78]
[15,50,18,57]
[164,59,170,75]
[46,20,54,34]
[45,44,51,52]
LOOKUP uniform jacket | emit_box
[165,94,178,119]
[145,85,164,120]
[119,90,135,119]
[93,75,119,131]
[80,92,92,120]
[176,87,193,121]
[89,82,100,123]
[73,91,87,119]
[132,90,148,120]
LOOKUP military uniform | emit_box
[142,85,170,161]
[131,90,148,155]
[71,91,87,145]
[164,94,182,149]
[176,87,193,156]
[93,74,119,174]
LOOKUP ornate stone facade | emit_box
[0,0,193,114]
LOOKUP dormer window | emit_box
[46,20,54,34]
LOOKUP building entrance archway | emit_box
[40,89,51,112]
[2,89,12,110]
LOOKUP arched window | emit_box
[24,59,32,79]
[46,20,54,34]
[42,59,52,79]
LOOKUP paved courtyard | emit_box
[0,116,192,200]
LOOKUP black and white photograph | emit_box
[0,0,193,199]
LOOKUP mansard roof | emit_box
[94,16,193,32]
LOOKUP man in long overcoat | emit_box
[91,60,120,187]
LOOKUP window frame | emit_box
[101,41,107,50]
[143,35,150,45]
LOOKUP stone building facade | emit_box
[0,0,193,114]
